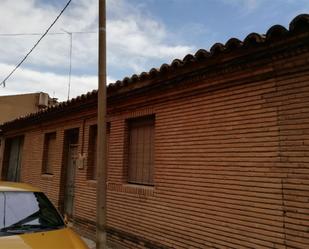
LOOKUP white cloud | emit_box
[0,0,194,101]
[106,0,193,73]
[107,17,192,72]
[0,63,106,101]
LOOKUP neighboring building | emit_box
[0,92,57,182]
[0,92,57,124]
[0,14,308,248]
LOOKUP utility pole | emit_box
[97,0,107,248]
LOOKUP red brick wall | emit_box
[275,70,309,248]
[105,83,283,248]
[1,34,309,248]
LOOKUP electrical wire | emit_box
[0,32,64,36]
[0,0,72,87]
[0,31,96,36]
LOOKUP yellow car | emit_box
[0,181,89,249]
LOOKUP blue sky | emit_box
[0,0,308,100]
[127,0,308,48]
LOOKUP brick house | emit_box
[0,14,309,248]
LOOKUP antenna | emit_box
[62,29,73,100]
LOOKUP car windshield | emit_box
[0,191,64,236]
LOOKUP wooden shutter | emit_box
[128,116,154,185]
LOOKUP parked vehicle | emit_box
[0,181,89,249]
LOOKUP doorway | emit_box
[60,128,79,217]
[2,136,24,182]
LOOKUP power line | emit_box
[0,0,72,87]
[0,32,64,36]
[0,31,97,36]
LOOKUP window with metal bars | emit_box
[127,115,155,185]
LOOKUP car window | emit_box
[5,192,40,227]
[0,191,64,235]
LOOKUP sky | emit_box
[0,0,308,101]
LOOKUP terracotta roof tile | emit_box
[243,33,265,47]
[265,25,288,41]
[194,49,210,59]
[210,42,226,55]
[290,13,309,32]
[149,68,159,77]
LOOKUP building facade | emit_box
[0,15,309,248]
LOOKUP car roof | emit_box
[0,181,40,192]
